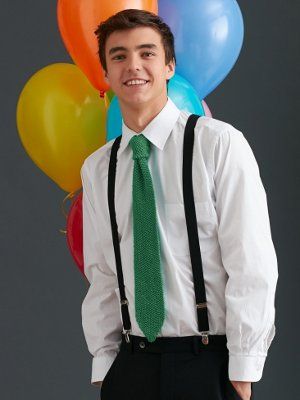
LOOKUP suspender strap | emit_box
[183,114,210,335]
[108,135,132,340]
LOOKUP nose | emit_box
[126,53,142,72]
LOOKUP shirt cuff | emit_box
[91,351,118,386]
[228,354,267,382]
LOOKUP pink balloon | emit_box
[202,100,212,117]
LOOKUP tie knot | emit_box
[129,134,151,160]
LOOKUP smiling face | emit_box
[104,26,175,110]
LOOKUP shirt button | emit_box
[139,341,145,349]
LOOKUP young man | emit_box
[80,9,278,400]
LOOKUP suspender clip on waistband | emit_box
[200,331,209,345]
[123,329,131,343]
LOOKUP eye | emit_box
[142,52,155,57]
[112,54,125,60]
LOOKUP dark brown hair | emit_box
[94,8,176,73]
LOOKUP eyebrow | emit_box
[108,43,158,56]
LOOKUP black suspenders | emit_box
[182,115,210,344]
[107,114,210,345]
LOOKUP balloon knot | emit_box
[99,90,105,98]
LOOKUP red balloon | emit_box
[66,191,84,276]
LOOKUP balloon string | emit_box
[83,275,90,287]
[59,189,81,235]
[99,90,111,110]
[104,91,110,110]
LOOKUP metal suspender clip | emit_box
[123,329,131,343]
[200,331,209,345]
[196,302,209,345]
[196,302,207,309]
[120,298,131,343]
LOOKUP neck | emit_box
[120,95,168,133]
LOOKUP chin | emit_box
[123,94,151,106]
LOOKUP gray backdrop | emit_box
[1,0,299,398]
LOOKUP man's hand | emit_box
[230,381,252,400]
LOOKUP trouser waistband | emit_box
[120,333,228,355]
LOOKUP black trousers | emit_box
[100,334,254,400]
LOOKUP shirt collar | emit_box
[118,96,181,156]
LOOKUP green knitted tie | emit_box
[129,134,165,343]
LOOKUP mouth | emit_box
[123,79,150,87]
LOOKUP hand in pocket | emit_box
[230,380,252,400]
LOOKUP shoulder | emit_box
[177,110,245,156]
[178,110,242,142]
[80,138,116,182]
[176,111,250,173]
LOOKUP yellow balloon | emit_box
[16,63,107,192]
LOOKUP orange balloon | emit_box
[57,0,158,94]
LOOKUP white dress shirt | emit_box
[80,97,278,386]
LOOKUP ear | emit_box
[104,70,109,84]
[166,58,175,80]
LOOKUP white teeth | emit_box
[125,79,148,86]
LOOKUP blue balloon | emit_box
[168,74,204,115]
[106,96,123,142]
[158,0,244,99]
[106,73,204,141]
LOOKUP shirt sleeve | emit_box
[213,126,279,382]
[80,160,123,386]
